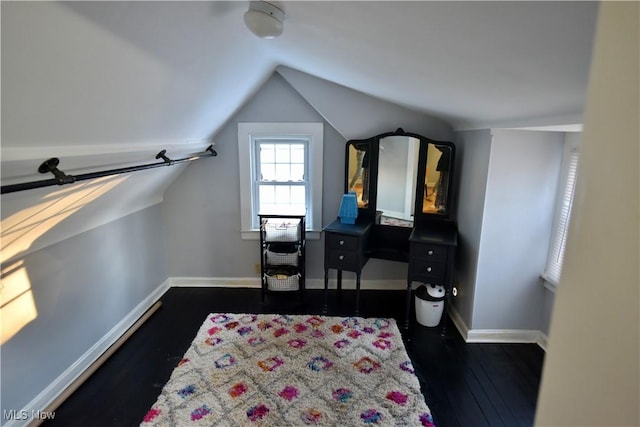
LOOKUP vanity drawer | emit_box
[326,234,358,251]
[410,242,448,262]
[327,250,358,271]
[410,259,447,282]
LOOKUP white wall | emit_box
[535,2,639,425]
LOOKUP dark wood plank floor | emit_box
[43,288,544,427]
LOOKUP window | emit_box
[253,140,307,216]
[543,138,580,288]
[238,123,323,239]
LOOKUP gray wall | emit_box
[163,71,452,282]
[452,129,493,328]
[474,129,562,330]
[453,128,563,331]
[162,72,343,279]
[276,66,453,142]
[1,204,167,413]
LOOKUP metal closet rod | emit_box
[0,145,217,195]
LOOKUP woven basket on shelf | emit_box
[265,270,300,291]
[263,219,301,242]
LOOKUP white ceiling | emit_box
[2,1,598,149]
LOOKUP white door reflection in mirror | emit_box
[423,144,451,214]
[377,136,420,226]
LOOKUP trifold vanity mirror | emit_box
[345,128,456,259]
[324,128,458,331]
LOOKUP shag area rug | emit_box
[141,313,435,426]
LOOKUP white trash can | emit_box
[415,284,445,327]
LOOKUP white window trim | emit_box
[542,135,580,292]
[238,122,323,240]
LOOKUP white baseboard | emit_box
[11,280,170,427]
[169,276,261,288]
[448,304,470,340]
[448,304,548,350]
[168,276,407,291]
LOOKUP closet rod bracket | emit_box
[206,145,218,156]
[38,157,75,185]
[155,150,172,164]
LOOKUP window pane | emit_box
[290,186,305,205]
[260,164,276,181]
[274,185,290,203]
[275,164,291,181]
[260,144,275,163]
[259,185,275,204]
[257,185,304,214]
[290,164,304,181]
[275,145,290,163]
[291,144,305,163]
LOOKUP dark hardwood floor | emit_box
[43,288,544,427]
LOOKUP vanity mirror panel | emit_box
[376,135,420,227]
[419,142,455,219]
[346,139,373,212]
[344,129,456,225]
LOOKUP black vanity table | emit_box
[323,129,457,333]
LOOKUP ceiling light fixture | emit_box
[243,1,286,39]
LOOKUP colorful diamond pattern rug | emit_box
[141,313,435,426]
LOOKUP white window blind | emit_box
[544,146,579,285]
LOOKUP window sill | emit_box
[241,230,321,241]
[540,274,558,293]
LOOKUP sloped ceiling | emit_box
[0,1,598,262]
[2,1,598,151]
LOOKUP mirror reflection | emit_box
[347,141,370,208]
[423,144,451,214]
[377,136,420,227]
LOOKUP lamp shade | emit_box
[244,2,286,39]
[338,192,359,224]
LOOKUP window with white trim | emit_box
[238,123,323,239]
[543,137,580,287]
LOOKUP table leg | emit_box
[405,280,412,330]
[355,273,361,316]
[323,269,329,314]
[440,290,449,336]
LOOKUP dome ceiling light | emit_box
[243,1,286,39]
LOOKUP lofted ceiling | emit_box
[0,1,599,265]
[2,1,598,151]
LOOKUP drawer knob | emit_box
[339,255,344,260]
[339,240,345,246]
[427,250,434,255]
[426,266,432,272]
